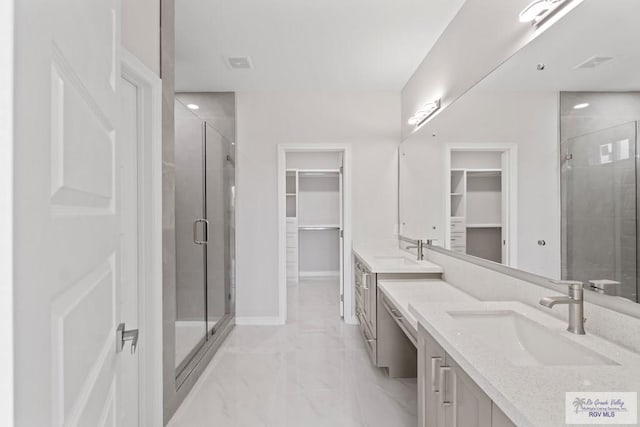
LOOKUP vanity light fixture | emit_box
[187,104,200,110]
[573,103,589,110]
[519,0,573,24]
[408,99,441,127]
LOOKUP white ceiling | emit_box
[175,0,466,91]
[478,0,640,92]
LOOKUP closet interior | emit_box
[449,151,503,263]
[285,152,343,286]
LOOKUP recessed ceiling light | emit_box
[573,103,589,110]
[187,104,199,110]
[225,56,254,69]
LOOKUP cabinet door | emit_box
[418,325,447,427]
[362,270,376,337]
[367,272,377,335]
[448,359,492,427]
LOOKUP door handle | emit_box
[193,219,209,245]
[431,357,442,392]
[116,323,139,354]
[439,366,452,407]
[362,273,369,290]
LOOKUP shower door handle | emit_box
[193,219,209,245]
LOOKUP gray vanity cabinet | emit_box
[353,254,440,369]
[450,357,492,427]
[418,325,515,427]
[418,330,447,427]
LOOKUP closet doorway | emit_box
[444,144,518,267]
[277,145,353,324]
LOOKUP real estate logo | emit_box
[566,392,637,424]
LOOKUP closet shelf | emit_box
[286,193,296,196]
[299,224,340,230]
[466,223,502,228]
[450,193,464,196]
[466,169,501,177]
[298,169,340,178]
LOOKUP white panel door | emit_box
[118,75,142,427]
[13,0,138,425]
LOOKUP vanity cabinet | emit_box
[418,325,515,427]
[353,253,440,370]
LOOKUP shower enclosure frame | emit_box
[174,121,236,381]
[163,100,237,423]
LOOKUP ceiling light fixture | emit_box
[519,0,571,24]
[187,104,200,110]
[408,99,441,127]
[573,103,589,110]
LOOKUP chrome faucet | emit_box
[539,280,586,335]
[405,240,423,261]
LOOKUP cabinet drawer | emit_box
[450,238,466,245]
[450,221,466,232]
[358,312,377,365]
[286,223,297,233]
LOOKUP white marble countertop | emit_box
[352,246,443,274]
[377,279,477,332]
[409,300,640,427]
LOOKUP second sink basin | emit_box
[447,310,617,367]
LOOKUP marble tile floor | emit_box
[168,277,417,427]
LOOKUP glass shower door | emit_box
[561,121,638,302]
[204,124,235,334]
[174,101,207,370]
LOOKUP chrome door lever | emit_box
[116,323,139,354]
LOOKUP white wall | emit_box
[0,0,13,424]
[122,0,160,75]
[236,91,400,319]
[400,90,560,279]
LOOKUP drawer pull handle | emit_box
[439,366,453,407]
[431,357,442,392]
[390,308,403,320]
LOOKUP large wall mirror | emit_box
[399,0,640,306]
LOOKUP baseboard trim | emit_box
[235,316,285,326]
[299,271,340,278]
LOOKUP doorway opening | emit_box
[277,145,354,324]
[444,144,518,267]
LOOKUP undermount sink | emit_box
[374,256,418,266]
[447,310,618,367]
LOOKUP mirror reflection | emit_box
[399,0,640,303]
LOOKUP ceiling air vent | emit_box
[225,56,254,69]
[574,56,613,69]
